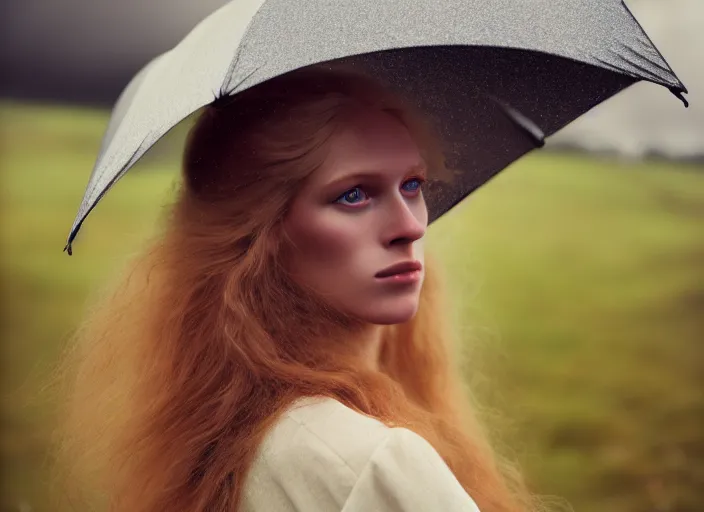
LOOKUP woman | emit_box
[53,64,546,511]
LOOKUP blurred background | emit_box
[1,0,702,511]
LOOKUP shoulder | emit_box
[251,397,391,489]
[242,397,388,510]
[241,396,481,512]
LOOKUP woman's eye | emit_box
[335,187,368,205]
[402,178,424,194]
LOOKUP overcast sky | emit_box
[1,0,701,157]
[549,0,703,158]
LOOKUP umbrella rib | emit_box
[613,41,690,107]
[221,64,263,98]
[486,95,546,148]
[619,0,688,93]
[591,54,636,77]
[619,40,673,76]
[601,48,689,108]
[64,134,153,255]
[610,45,672,85]
[217,2,267,99]
[218,45,244,99]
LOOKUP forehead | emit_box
[312,108,425,184]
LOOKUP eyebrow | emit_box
[323,163,428,190]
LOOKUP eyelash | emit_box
[335,176,427,206]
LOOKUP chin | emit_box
[358,297,421,325]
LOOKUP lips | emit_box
[375,260,423,278]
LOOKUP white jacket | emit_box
[242,396,481,511]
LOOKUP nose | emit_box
[383,195,426,247]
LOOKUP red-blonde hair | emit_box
[51,64,547,511]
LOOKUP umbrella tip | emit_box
[670,87,689,108]
[64,228,78,256]
[64,219,84,256]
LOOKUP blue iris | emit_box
[336,187,367,205]
[402,178,422,192]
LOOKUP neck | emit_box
[309,320,385,372]
[265,274,386,372]
[352,324,385,372]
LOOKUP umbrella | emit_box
[63,0,688,255]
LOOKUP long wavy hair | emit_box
[50,63,547,511]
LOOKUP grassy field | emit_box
[1,101,703,512]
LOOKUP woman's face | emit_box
[283,106,428,325]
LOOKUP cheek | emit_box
[415,238,425,265]
[286,209,366,270]
[412,200,427,264]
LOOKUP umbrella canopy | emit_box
[64,0,687,254]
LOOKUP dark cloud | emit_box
[1,0,228,104]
